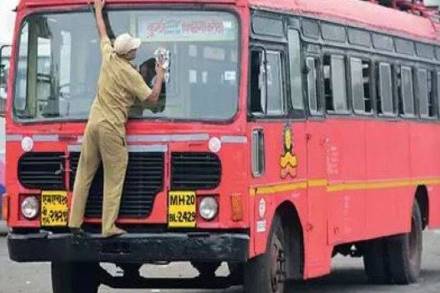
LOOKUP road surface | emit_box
[1,231,440,292]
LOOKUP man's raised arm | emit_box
[93,0,108,40]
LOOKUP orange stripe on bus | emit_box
[251,180,308,196]
[250,177,440,196]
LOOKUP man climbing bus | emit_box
[68,0,166,237]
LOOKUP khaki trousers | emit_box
[68,121,128,235]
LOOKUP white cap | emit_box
[114,33,141,55]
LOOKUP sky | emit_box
[0,0,19,45]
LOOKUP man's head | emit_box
[114,33,141,60]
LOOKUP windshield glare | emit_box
[14,10,239,121]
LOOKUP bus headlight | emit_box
[21,196,39,219]
[199,197,218,221]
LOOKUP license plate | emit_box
[41,191,68,227]
[168,191,196,228]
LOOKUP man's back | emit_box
[90,38,151,137]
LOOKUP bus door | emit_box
[248,37,307,256]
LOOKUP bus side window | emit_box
[427,71,436,118]
[417,69,436,119]
[323,55,332,110]
[350,57,372,114]
[14,22,29,113]
[437,72,440,119]
[250,50,266,114]
[252,129,265,177]
[287,29,304,114]
[266,51,285,115]
[362,60,372,113]
[249,49,285,116]
[401,66,415,117]
[377,62,394,116]
[324,54,348,113]
[306,57,321,115]
[417,69,429,118]
[396,66,403,115]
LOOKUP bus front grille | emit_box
[171,152,221,190]
[18,152,66,190]
[69,152,164,218]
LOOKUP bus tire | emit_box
[51,262,100,293]
[244,215,286,293]
[363,238,390,284]
[386,201,423,284]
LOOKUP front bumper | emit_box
[8,231,249,263]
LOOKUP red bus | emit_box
[4,0,440,292]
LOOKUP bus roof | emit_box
[250,0,439,42]
[18,0,440,42]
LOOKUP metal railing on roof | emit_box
[363,0,440,21]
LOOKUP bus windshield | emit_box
[13,9,239,122]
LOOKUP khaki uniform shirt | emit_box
[88,37,152,137]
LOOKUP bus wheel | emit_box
[191,262,221,278]
[244,215,286,293]
[51,262,100,293]
[363,238,390,284]
[387,201,423,284]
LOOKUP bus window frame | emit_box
[248,41,289,120]
[251,128,265,177]
[416,67,437,120]
[427,69,438,120]
[436,71,440,120]
[331,54,350,114]
[398,65,417,119]
[348,55,375,117]
[321,48,350,116]
[299,39,322,118]
[375,61,397,118]
[287,28,306,119]
[266,49,286,116]
[416,67,430,119]
[250,14,309,121]
[252,10,440,127]
[248,46,267,117]
[304,53,324,118]
[11,5,243,125]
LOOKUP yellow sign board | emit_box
[168,191,196,228]
[41,191,68,227]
